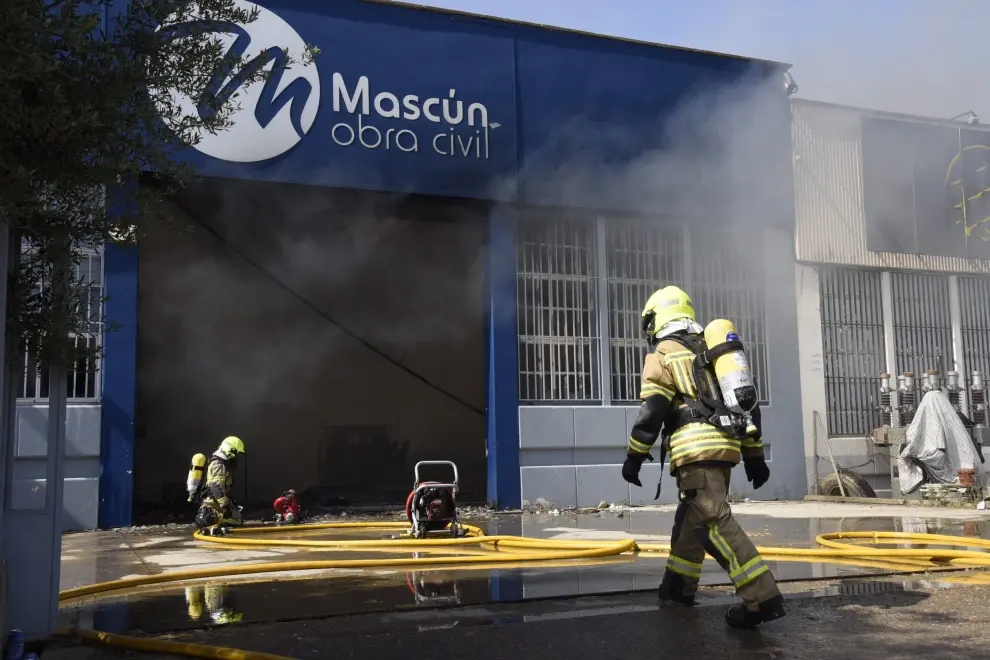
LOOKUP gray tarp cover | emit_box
[897,390,982,494]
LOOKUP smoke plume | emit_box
[418,0,990,120]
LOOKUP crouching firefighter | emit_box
[189,436,246,536]
[620,286,785,629]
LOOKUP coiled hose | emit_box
[58,522,990,659]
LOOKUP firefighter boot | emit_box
[657,570,696,606]
[725,594,787,630]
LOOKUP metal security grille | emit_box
[691,232,770,403]
[517,216,600,402]
[605,220,685,402]
[818,268,885,436]
[19,248,104,402]
[890,273,953,378]
[960,276,990,383]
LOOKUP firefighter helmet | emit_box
[641,286,696,340]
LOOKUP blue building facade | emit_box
[77,0,801,527]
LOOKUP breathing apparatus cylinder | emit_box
[187,453,207,501]
[703,319,758,416]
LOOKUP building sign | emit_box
[156,0,322,164]
[153,0,515,198]
[329,74,501,159]
[862,115,990,260]
[147,0,778,208]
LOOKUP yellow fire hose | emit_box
[58,522,990,660]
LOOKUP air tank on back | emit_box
[187,453,207,502]
[703,319,757,414]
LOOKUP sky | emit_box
[408,0,990,121]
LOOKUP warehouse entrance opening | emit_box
[133,179,487,520]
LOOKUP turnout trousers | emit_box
[663,463,781,610]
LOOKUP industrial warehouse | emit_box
[7,0,990,534]
[792,99,990,499]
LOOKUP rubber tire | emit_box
[405,490,417,523]
[820,470,877,498]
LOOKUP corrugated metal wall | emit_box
[819,268,885,436]
[792,100,990,274]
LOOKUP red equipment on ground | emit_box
[273,489,301,525]
[405,461,461,539]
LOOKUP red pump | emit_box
[405,461,461,539]
[273,489,301,525]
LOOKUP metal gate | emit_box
[960,276,990,384]
[605,219,684,403]
[890,273,953,378]
[518,216,769,406]
[818,268,885,436]
[17,246,104,402]
[516,216,600,402]
[691,233,769,403]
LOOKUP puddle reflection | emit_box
[60,511,990,635]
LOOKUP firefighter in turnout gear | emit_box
[194,436,246,535]
[621,286,785,629]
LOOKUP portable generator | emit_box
[405,461,462,539]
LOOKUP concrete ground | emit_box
[60,500,990,590]
[49,580,990,659]
[51,501,990,659]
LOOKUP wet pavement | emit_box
[57,501,990,636]
[48,579,990,660]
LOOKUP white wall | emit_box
[9,403,102,531]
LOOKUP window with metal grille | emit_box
[605,219,685,403]
[18,246,104,402]
[819,268,885,436]
[690,232,770,404]
[960,276,990,385]
[516,216,600,402]
[890,273,953,379]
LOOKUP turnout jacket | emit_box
[626,336,765,473]
[203,452,234,507]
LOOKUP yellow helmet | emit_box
[641,286,695,339]
[219,436,245,457]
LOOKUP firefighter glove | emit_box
[744,458,770,490]
[622,452,654,488]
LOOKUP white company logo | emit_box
[155,0,321,163]
[329,74,501,159]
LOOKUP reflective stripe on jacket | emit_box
[203,456,233,505]
[629,337,763,472]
